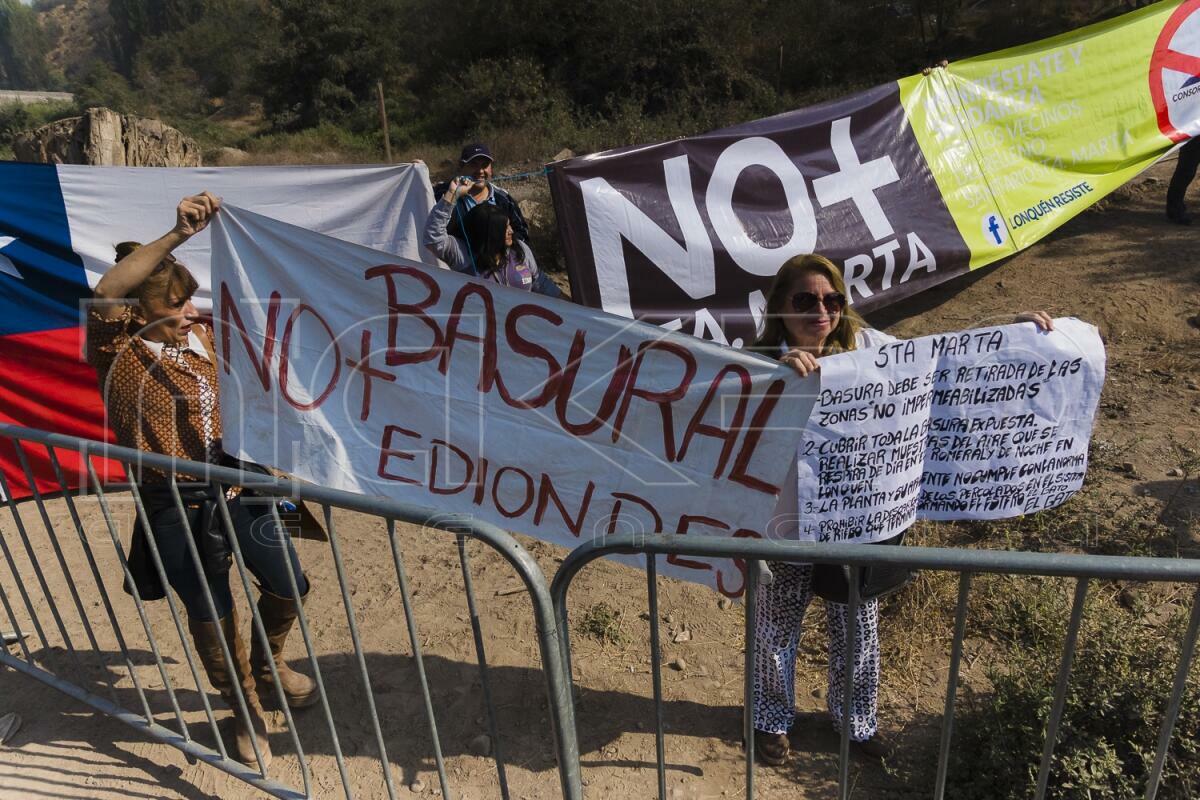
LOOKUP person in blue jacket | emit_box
[423,176,564,298]
[431,143,531,242]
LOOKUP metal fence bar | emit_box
[385,517,451,797]
[322,504,397,800]
[0,425,578,800]
[47,447,154,723]
[10,411,1200,800]
[0,562,31,662]
[742,561,760,800]
[552,533,1200,583]
[0,512,47,655]
[553,534,1200,799]
[0,433,566,796]
[86,460,191,737]
[437,512,583,800]
[646,554,666,800]
[933,571,973,800]
[212,488,312,797]
[554,582,576,689]
[1033,577,1089,800]
[456,534,511,800]
[125,477,216,749]
[265,500,350,796]
[838,567,861,800]
[1144,584,1200,800]
[14,444,118,703]
[168,477,269,774]
[0,465,82,671]
[0,647,307,800]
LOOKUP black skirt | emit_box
[810,530,913,603]
[121,452,273,601]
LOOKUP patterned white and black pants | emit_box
[751,562,880,741]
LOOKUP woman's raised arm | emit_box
[93,192,220,315]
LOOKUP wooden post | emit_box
[377,81,392,163]
[777,44,784,94]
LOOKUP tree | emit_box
[131,0,276,118]
[257,0,407,129]
[106,0,203,75]
[0,0,53,89]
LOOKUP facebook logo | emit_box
[981,213,1007,246]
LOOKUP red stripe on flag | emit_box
[0,326,125,499]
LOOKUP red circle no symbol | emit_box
[1151,0,1200,142]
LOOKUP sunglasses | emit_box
[790,291,846,313]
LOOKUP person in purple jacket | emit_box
[423,177,565,298]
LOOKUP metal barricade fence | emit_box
[550,533,1200,800]
[0,425,582,800]
[6,420,1200,800]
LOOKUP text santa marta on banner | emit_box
[548,0,1199,346]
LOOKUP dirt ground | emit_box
[1,154,1199,800]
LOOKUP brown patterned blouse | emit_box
[86,306,222,484]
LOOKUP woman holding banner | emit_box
[749,253,1052,766]
[87,193,318,769]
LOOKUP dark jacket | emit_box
[431,181,531,243]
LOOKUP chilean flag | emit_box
[0,161,436,499]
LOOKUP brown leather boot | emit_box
[250,584,319,709]
[189,610,272,769]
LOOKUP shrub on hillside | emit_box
[0,0,55,89]
[423,57,575,144]
[0,98,75,158]
[73,62,140,115]
[948,580,1200,799]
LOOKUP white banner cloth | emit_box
[795,318,1105,543]
[212,205,816,596]
[60,162,437,306]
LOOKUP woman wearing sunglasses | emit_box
[748,253,1052,766]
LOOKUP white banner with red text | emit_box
[211,205,817,596]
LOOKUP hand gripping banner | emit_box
[549,0,1200,345]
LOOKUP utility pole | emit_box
[377,81,392,163]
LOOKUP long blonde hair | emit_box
[750,254,867,358]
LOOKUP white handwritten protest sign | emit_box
[795,318,1105,543]
[211,206,816,596]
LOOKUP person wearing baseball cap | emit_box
[431,143,531,242]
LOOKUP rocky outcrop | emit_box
[12,107,202,166]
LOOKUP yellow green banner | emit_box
[901,0,1198,266]
[550,0,1200,345]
